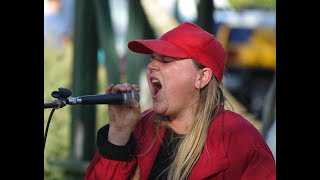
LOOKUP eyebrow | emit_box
[150,54,166,62]
[150,54,156,59]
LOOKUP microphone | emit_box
[66,91,140,106]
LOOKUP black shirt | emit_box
[149,128,183,180]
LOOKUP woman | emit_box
[84,22,276,180]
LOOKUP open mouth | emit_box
[151,78,162,97]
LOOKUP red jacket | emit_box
[84,109,276,180]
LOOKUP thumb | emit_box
[131,98,141,110]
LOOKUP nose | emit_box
[147,59,159,71]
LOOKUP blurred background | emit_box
[44,0,276,179]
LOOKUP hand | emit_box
[106,83,141,145]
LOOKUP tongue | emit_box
[154,86,160,96]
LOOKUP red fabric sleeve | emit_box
[84,152,137,180]
[84,110,154,180]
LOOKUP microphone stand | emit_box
[44,100,68,109]
[44,87,72,109]
[44,88,72,150]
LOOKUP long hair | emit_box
[132,60,226,180]
[165,60,225,179]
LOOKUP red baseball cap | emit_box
[128,22,226,83]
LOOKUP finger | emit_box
[111,84,126,93]
[122,83,133,92]
[131,84,140,92]
[131,98,141,110]
[106,84,115,93]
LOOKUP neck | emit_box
[167,95,200,134]
[168,109,196,134]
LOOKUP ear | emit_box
[195,67,213,89]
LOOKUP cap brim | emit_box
[128,39,190,58]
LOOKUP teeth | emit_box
[152,79,159,84]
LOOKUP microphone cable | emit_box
[44,108,56,150]
[44,87,72,151]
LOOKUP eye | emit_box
[149,55,170,63]
[150,54,161,61]
[149,54,155,61]
[159,58,170,63]
[163,57,175,63]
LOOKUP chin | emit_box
[152,103,167,115]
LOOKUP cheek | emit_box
[161,61,199,96]
[165,71,197,96]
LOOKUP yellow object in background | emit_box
[217,26,276,70]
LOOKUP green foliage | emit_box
[44,43,73,180]
[44,42,108,179]
[229,0,276,9]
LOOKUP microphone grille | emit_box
[123,91,140,106]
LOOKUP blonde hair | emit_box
[133,60,226,180]
[166,61,225,179]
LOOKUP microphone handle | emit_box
[79,94,124,104]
